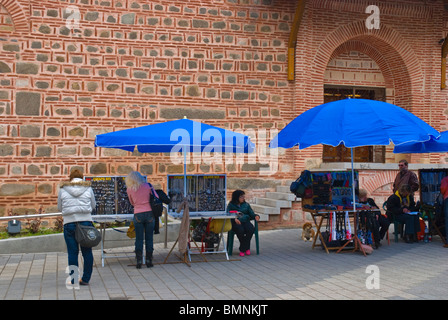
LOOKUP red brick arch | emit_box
[309,20,424,114]
[0,0,29,33]
[329,40,395,89]
[361,170,397,195]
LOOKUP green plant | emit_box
[0,228,62,240]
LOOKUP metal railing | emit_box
[0,212,62,221]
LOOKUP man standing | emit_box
[393,160,419,194]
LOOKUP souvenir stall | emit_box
[301,170,378,256]
[418,169,447,242]
[93,118,255,265]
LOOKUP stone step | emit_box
[256,213,269,222]
[265,191,297,201]
[255,197,292,208]
[276,185,291,193]
[250,203,281,215]
[275,186,302,202]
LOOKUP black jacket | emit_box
[386,193,417,222]
[153,188,171,235]
[359,198,379,209]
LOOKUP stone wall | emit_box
[0,0,295,220]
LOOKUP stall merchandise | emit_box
[301,170,359,209]
[309,209,376,256]
[419,169,448,206]
[320,211,353,248]
[84,176,140,215]
[418,169,447,242]
[168,174,226,214]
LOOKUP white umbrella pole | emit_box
[351,147,356,210]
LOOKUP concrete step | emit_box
[250,203,281,215]
[256,213,269,222]
[255,197,292,208]
[275,186,302,202]
[276,185,291,193]
[265,192,296,201]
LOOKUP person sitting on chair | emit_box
[386,184,420,243]
[358,189,390,248]
[226,190,260,257]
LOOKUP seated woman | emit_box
[358,189,390,248]
[386,184,420,243]
[226,190,260,257]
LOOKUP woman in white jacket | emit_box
[58,169,96,286]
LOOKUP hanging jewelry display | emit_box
[85,176,137,215]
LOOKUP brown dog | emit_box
[301,222,315,242]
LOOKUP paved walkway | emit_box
[1,227,447,301]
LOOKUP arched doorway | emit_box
[0,4,15,32]
[0,0,29,33]
[305,22,424,166]
[323,40,389,163]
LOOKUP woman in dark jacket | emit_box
[386,184,420,243]
[227,190,259,257]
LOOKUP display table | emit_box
[168,211,236,263]
[92,214,135,267]
[304,209,381,256]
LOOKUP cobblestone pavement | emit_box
[1,227,447,301]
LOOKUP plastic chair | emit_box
[382,201,403,243]
[226,220,259,256]
[393,220,404,243]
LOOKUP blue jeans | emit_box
[133,211,155,254]
[63,221,94,284]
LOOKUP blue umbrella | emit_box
[269,98,440,207]
[270,99,439,150]
[95,118,254,153]
[394,131,448,153]
[95,118,255,196]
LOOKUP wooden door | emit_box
[322,86,379,163]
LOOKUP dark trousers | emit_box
[394,213,420,235]
[372,214,390,243]
[231,220,254,252]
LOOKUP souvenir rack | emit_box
[301,170,359,210]
[167,174,227,214]
[418,169,448,206]
[418,169,448,243]
[84,175,137,215]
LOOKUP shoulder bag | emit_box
[75,222,102,248]
[148,183,164,218]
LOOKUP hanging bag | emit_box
[192,218,208,242]
[127,221,136,238]
[75,222,102,248]
[148,183,164,218]
[290,170,313,198]
[202,218,220,252]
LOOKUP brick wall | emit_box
[0,0,447,228]
[0,0,295,219]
